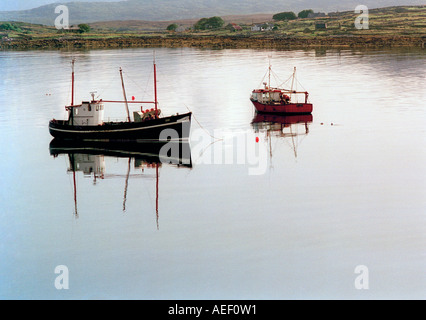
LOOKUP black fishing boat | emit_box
[49,139,192,227]
[49,139,192,167]
[48,58,192,142]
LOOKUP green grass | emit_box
[1,5,425,41]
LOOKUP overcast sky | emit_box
[0,0,120,11]
[0,0,422,11]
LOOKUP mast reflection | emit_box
[49,139,192,229]
[251,113,313,161]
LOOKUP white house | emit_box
[251,23,274,32]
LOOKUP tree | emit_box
[0,22,22,32]
[78,24,91,33]
[194,16,224,30]
[194,18,209,30]
[207,16,225,29]
[167,23,178,31]
[298,9,314,19]
[272,12,297,21]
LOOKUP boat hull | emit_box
[251,100,313,114]
[49,139,192,167]
[252,113,313,125]
[49,112,191,142]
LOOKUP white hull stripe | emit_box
[51,117,190,134]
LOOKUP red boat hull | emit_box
[251,100,313,114]
[252,113,313,125]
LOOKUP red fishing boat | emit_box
[250,65,313,115]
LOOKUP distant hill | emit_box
[89,14,275,32]
[1,0,425,25]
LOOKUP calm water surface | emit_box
[0,47,425,299]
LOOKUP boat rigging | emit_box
[49,56,191,142]
[250,63,313,115]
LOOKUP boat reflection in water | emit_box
[49,139,192,229]
[251,113,313,161]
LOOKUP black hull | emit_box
[49,112,192,142]
[49,139,192,167]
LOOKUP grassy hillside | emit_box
[288,6,426,37]
[1,6,425,48]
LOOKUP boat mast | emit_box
[153,55,159,119]
[268,62,271,89]
[291,67,296,91]
[290,124,297,158]
[290,67,296,100]
[69,153,78,217]
[156,162,159,229]
[119,67,131,122]
[267,59,272,102]
[71,58,75,106]
[123,158,131,212]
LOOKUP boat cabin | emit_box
[68,154,105,178]
[251,88,290,104]
[68,99,105,126]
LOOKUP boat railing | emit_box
[105,117,131,123]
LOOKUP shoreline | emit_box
[1,34,425,50]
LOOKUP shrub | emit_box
[273,12,297,21]
[78,24,91,33]
[167,23,178,31]
[194,16,225,30]
[0,22,22,32]
[298,9,314,19]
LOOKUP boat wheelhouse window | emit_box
[75,109,78,115]
[88,105,92,112]
[96,105,99,111]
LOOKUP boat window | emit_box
[96,105,99,111]
[88,105,92,112]
[75,109,78,115]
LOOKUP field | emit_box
[1,6,425,49]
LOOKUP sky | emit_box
[0,0,422,12]
[0,0,120,11]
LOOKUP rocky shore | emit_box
[1,34,424,50]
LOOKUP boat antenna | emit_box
[90,91,97,102]
[119,67,131,122]
[153,53,159,119]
